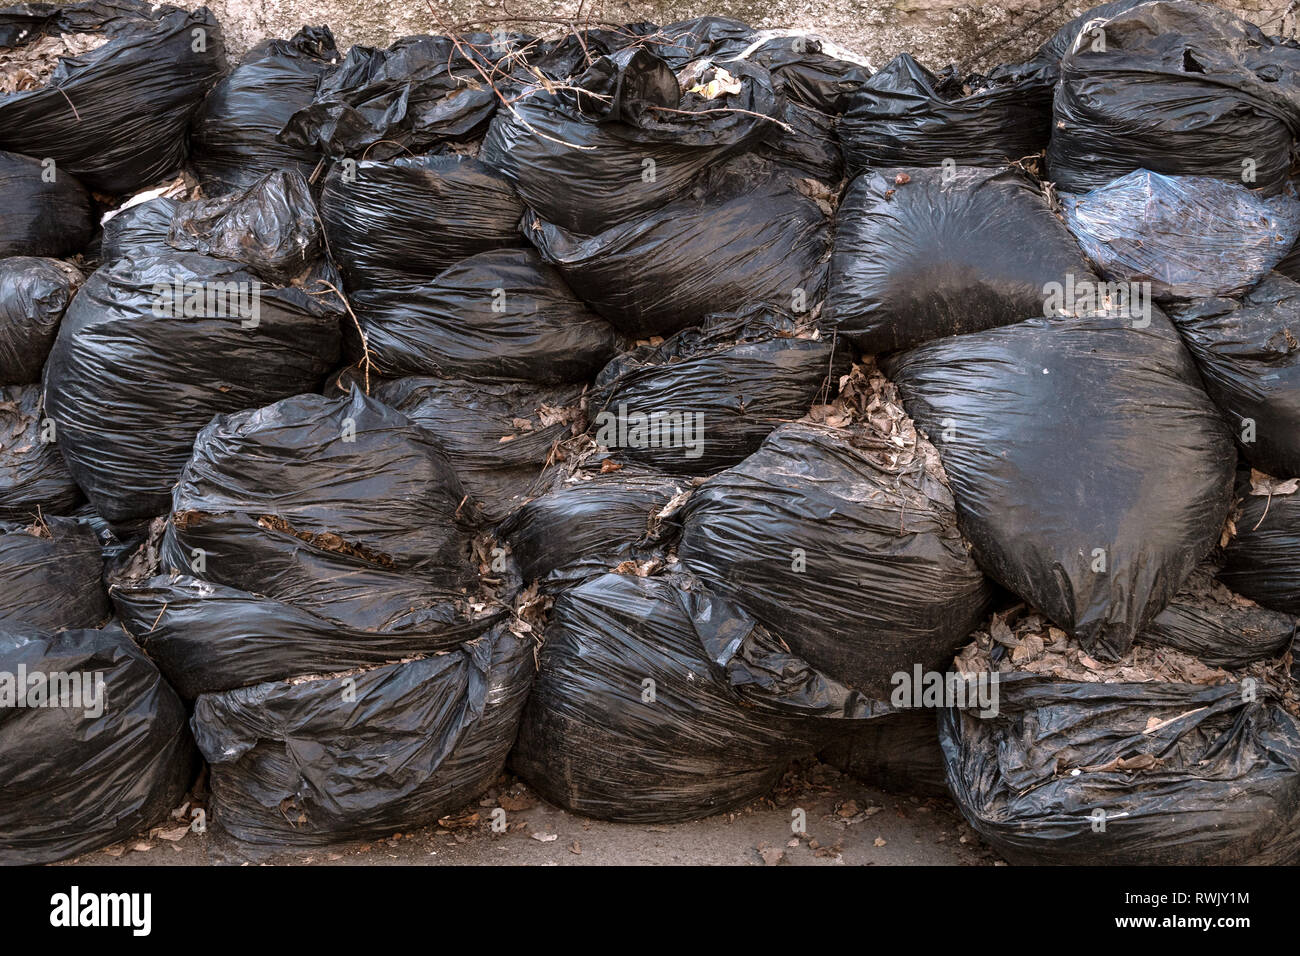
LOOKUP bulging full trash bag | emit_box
[320,154,525,290]
[189,26,339,195]
[0,256,80,383]
[0,385,82,520]
[0,149,92,258]
[0,516,107,630]
[942,611,1300,865]
[884,309,1237,660]
[1220,473,1300,616]
[1138,566,1297,669]
[374,376,584,524]
[1168,274,1300,476]
[349,248,618,384]
[590,307,848,475]
[679,413,992,698]
[713,30,874,115]
[191,623,533,850]
[165,170,322,284]
[111,390,512,697]
[498,469,686,587]
[839,54,1051,173]
[100,195,179,261]
[0,621,194,864]
[279,33,500,158]
[43,252,342,524]
[1061,171,1300,302]
[511,571,882,823]
[0,0,224,194]
[527,159,829,338]
[481,48,781,236]
[824,166,1098,353]
[1047,0,1300,196]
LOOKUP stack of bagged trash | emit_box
[2,0,1299,866]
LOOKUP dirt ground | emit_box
[57,760,1002,866]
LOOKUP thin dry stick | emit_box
[55,85,80,120]
[643,103,795,134]
[311,278,373,394]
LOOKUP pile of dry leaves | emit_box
[0,32,107,93]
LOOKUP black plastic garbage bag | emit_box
[824,166,1098,353]
[679,421,992,697]
[819,711,948,798]
[1220,476,1300,616]
[192,623,533,850]
[43,252,342,524]
[527,159,829,338]
[373,376,583,524]
[480,48,781,235]
[498,470,686,586]
[1047,0,1300,196]
[0,0,224,194]
[1061,171,1300,302]
[941,672,1300,865]
[0,149,92,258]
[99,194,179,261]
[1138,566,1297,669]
[716,31,874,115]
[1030,0,1157,66]
[111,391,514,697]
[1169,274,1300,476]
[511,572,874,823]
[884,309,1237,660]
[279,33,500,159]
[320,154,525,290]
[0,516,106,630]
[0,256,80,383]
[166,169,322,284]
[0,384,82,520]
[839,54,1051,173]
[759,98,842,182]
[590,307,847,475]
[349,248,618,384]
[0,620,195,864]
[189,26,338,195]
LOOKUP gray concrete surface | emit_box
[58,761,1004,866]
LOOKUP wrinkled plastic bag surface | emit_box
[0,256,80,383]
[0,516,106,629]
[0,384,82,520]
[0,149,92,258]
[1220,479,1300,616]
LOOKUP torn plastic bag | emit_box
[0,620,195,864]
[715,31,874,115]
[0,0,224,195]
[1061,171,1300,302]
[883,309,1236,660]
[839,54,1051,173]
[498,470,686,587]
[0,384,82,520]
[679,421,992,697]
[189,26,338,195]
[1168,274,1300,476]
[590,307,848,475]
[373,376,583,524]
[42,252,342,524]
[278,33,501,158]
[348,248,618,385]
[0,516,106,630]
[820,711,948,798]
[0,256,80,383]
[480,48,781,235]
[165,169,322,284]
[941,672,1300,865]
[1219,476,1300,616]
[99,195,179,261]
[526,160,829,339]
[824,166,1098,353]
[192,623,533,851]
[1047,1,1300,196]
[1137,566,1297,669]
[320,154,525,290]
[510,572,878,823]
[0,149,92,258]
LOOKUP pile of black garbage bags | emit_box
[3,0,1300,866]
